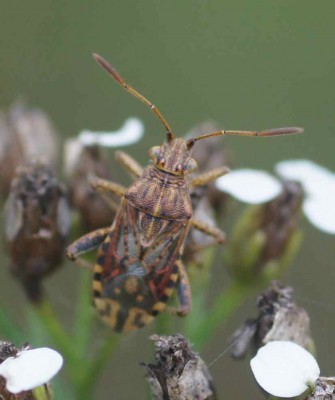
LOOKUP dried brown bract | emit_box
[5,162,70,302]
[65,143,117,232]
[225,180,304,283]
[256,180,304,264]
[230,281,314,359]
[0,103,59,199]
[143,334,217,400]
[305,377,335,400]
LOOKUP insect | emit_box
[66,53,303,332]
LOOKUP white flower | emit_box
[215,169,282,204]
[215,160,335,234]
[0,347,63,394]
[64,117,144,176]
[79,117,144,147]
[250,341,320,398]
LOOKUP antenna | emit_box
[93,53,175,142]
[186,127,303,149]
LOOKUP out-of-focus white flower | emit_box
[275,159,335,197]
[215,169,282,204]
[250,341,320,398]
[79,117,144,147]
[0,347,63,394]
[215,160,335,234]
[276,160,335,235]
[64,117,144,177]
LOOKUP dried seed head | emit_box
[0,102,59,199]
[305,377,335,400]
[64,142,117,231]
[4,162,70,302]
[224,180,304,284]
[230,281,314,359]
[143,334,217,400]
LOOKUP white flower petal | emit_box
[0,348,63,394]
[250,341,320,398]
[275,159,335,197]
[303,196,335,234]
[79,117,144,147]
[215,169,282,204]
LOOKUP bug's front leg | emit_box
[115,150,143,179]
[66,227,111,269]
[190,166,229,188]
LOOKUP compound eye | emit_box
[148,146,161,161]
[186,158,198,173]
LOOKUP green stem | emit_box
[73,270,94,356]
[190,282,253,349]
[183,249,215,337]
[76,333,119,398]
[32,301,74,362]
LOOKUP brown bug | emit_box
[66,53,303,332]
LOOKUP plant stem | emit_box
[73,270,94,357]
[190,282,253,349]
[33,301,74,362]
[76,333,120,398]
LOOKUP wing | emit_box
[99,199,189,296]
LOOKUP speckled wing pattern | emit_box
[92,199,189,332]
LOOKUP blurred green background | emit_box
[1,0,334,399]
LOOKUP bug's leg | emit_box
[190,218,226,244]
[66,227,111,269]
[190,166,229,188]
[90,177,127,197]
[175,260,192,317]
[162,260,191,317]
[115,150,143,179]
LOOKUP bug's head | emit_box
[148,137,198,176]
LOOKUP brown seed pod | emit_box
[64,142,117,232]
[229,281,314,359]
[0,103,59,199]
[225,180,304,283]
[5,162,70,302]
